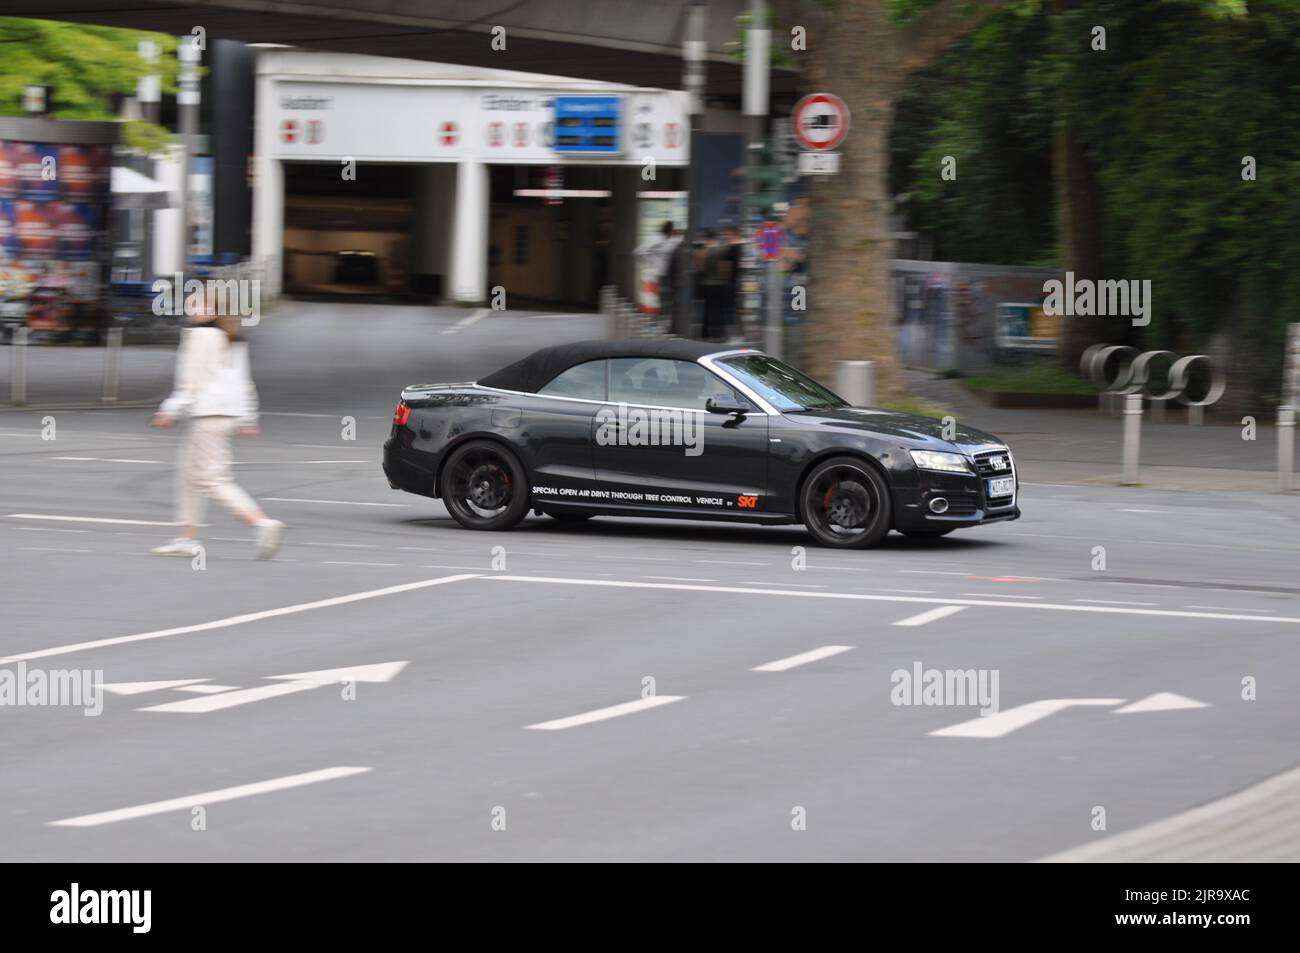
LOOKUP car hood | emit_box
[785,406,1007,452]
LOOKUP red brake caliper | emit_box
[822,481,838,513]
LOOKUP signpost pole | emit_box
[678,1,706,339]
[742,0,770,343]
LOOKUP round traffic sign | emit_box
[793,93,850,152]
[440,121,458,146]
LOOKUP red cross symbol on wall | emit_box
[281,120,298,144]
[440,121,458,146]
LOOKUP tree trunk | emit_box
[801,2,905,399]
[1053,109,1105,370]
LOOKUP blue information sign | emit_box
[552,96,621,155]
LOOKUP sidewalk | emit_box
[906,369,1296,494]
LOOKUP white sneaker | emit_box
[255,519,285,560]
[153,537,201,557]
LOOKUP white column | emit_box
[252,67,284,297]
[450,159,489,305]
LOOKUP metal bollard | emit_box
[1122,392,1143,485]
[101,327,123,403]
[1279,406,1296,494]
[1188,403,1203,426]
[10,326,28,406]
[834,360,876,408]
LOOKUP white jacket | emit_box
[159,326,259,424]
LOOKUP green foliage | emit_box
[890,0,1300,401]
[0,18,178,153]
[963,363,1097,394]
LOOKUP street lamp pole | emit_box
[678,0,707,339]
[742,0,770,342]
[176,36,201,280]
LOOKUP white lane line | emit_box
[752,645,854,672]
[858,587,936,594]
[323,560,401,567]
[931,699,1125,739]
[52,456,160,464]
[1185,605,1275,614]
[525,695,685,730]
[442,307,489,335]
[19,546,93,554]
[893,605,968,627]
[7,513,177,527]
[0,574,478,664]
[1074,598,1158,607]
[48,766,372,828]
[17,527,91,534]
[742,581,826,589]
[263,497,409,508]
[961,592,1043,600]
[643,575,718,582]
[480,576,1300,625]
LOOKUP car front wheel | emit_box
[800,456,893,549]
[441,440,530,532]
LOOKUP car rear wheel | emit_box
[800,456,893,549]
[441,440,530,532]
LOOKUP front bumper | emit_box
[892,466,1019,531]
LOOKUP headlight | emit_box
[909,450,972,473]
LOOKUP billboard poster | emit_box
[0,137,112,319]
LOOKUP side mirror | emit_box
[706,396,749,416]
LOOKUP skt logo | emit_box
[737,495,758,509]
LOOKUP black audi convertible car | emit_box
[383,340,1019,548]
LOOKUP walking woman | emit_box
[150,299,285,559]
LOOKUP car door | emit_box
[592,357,768,513]
[521,358,606,504]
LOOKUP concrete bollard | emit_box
[1279,406,1296,494]
[1188,403,1204,425]
[10,326,28,406]
[1122,393,1143,485]
[102,327,123,403]
[834,360,876,408]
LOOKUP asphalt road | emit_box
[1,306,1298,861]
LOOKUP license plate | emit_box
[987,477,1015,498]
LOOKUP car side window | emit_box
[607,358,743,410]
[538,360,607,400]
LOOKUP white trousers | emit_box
[176,416,258,528]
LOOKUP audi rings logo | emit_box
[1081,344,1226,407]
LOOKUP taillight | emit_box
[392,402,411,426]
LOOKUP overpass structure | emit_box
[9,0,797,100]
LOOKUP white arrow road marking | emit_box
[752,645,854,672]
[893,605,967,627]
[930,699,1126,739]
[1114,692,1210,714]
[175,684,239,694]
[526,695,685,730]
[99,679,210,696]
[48,766,372,828]
[0,574,477,664]
[139,662,408,714]
[480,576,1300,624]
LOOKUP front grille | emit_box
[974,449,1013,476]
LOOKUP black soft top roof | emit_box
[477,339,737,393]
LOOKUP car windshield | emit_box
[716,354,847,412]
